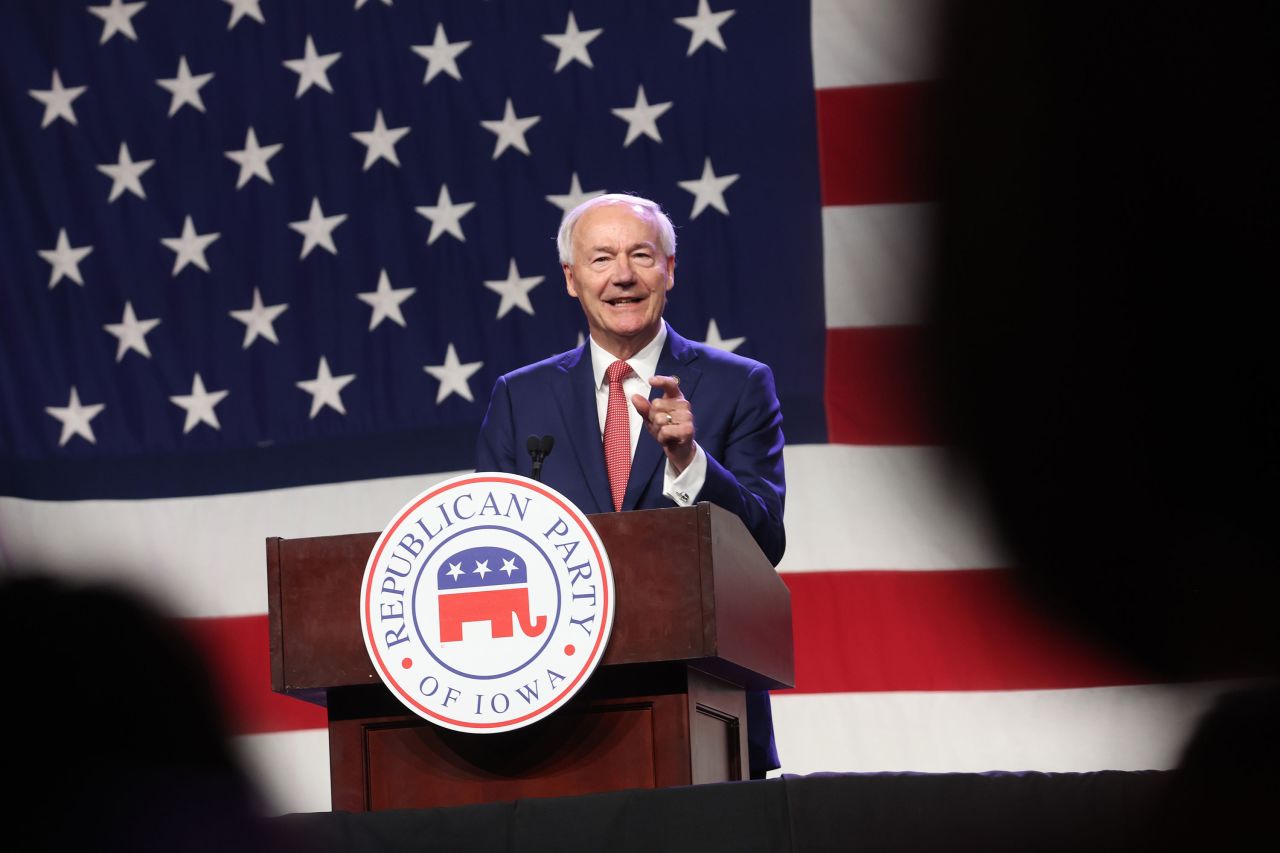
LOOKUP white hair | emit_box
[556,193,677,265]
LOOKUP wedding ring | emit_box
[665,413,674,425]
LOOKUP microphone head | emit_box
[539,434,555,454]
[526,435,540,455]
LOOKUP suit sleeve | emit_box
[475,375,517,474]
[697,362,787,566]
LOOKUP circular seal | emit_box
[360,473,615,733]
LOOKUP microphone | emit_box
[526,434,555,482]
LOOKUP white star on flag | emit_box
[88,0,146,45]
[546,172,605,216]
[156,56,214,117]
[96,142,154,202]
[415,184,475,245]
[225,127,282,189]
[499,558,518,577]
[169,373,229,434]
[45,387,106,447]
[674,0,736,55]
[611,85,673,146]
[296,357,357,418]
[355,0,392,9]
[542,12,603,72]
[290,197,348,259]
[228,288,288,348]
[103,301,161,361]
[351,109,410,170]
[445,562,464,581]
[29,70,87,128]
[357,270,415,330]
[160,215,220,275]
[701,318,745,353]
[283,35,341,98]
[485,259,544,319]
[480,99,541,159]
[677,157,739,218]
[472,560,491,578]
[223,0,264,29]
[423,343,483,403]
[411,23,471,85]
[38,229,93,289]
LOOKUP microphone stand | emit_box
[526,434,555,482]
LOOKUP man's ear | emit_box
[563,263,578,297]
[665,254,675,292]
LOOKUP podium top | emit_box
[266,503,794,703]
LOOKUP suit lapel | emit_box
[623,327,703,510]
[551,345,613,514]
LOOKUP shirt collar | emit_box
[589,321,668,389]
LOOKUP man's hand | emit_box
[632,375,696,474]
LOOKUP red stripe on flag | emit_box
[816,82,937,207]
[782,569,1145,694]
[176,570,1145,734]
[183,614,326,735]
[826,325,935,445]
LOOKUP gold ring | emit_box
[665,413,674,425]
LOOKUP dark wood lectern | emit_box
[266,503,793,811]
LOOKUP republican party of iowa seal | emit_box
[360,473,615,732]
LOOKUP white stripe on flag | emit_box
[0,445,1003,617]
[240,681,1235,814]
[822,203,934,328]
[771,682,1233,775]
[779,444,1007,573]
[233,729,332,816]
[0,470,465,618]
[811,0,941,88]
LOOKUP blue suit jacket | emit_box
[475,326,786,565]
[475,325,786,774]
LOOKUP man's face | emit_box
[563,202,674,357]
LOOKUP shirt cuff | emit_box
[663,443,706,507]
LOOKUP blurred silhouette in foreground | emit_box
[0,575,285,852]
[927,1,1277,848]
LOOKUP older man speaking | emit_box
[475,193,785,776]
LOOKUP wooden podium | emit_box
[266,503,793,811]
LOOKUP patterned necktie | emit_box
[603,360,633,512]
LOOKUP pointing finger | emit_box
[649,375,683,399]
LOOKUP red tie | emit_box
[603,360,633,512]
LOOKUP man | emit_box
[475,193,785,776]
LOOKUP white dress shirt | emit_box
[587,322,707,507]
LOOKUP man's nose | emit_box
[612,257,635,284]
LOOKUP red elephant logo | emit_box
[437,546,547,643]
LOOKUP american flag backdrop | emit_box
[0,0,1225,814]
